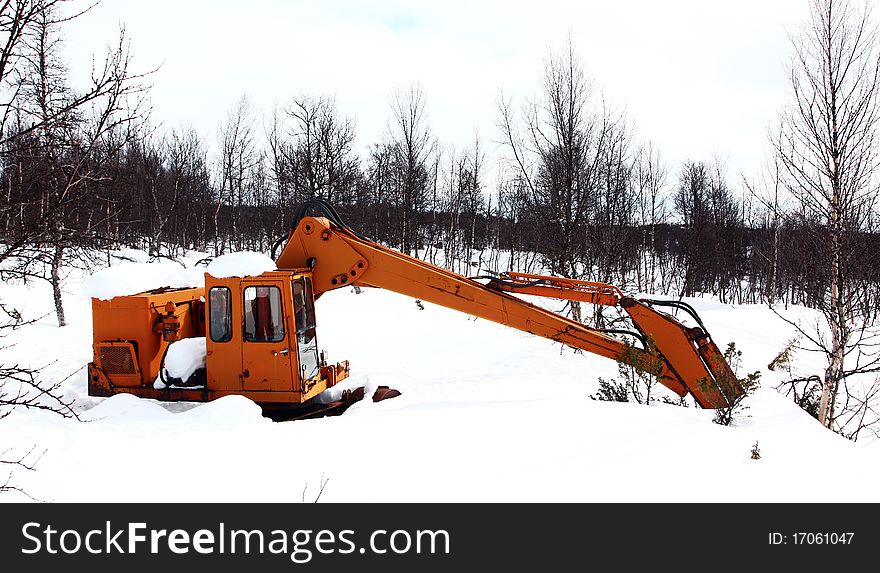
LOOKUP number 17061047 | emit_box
[768,532,854,545]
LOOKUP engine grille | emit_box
[99,345,137,375]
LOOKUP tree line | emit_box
[6,62,879,322]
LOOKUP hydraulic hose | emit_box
[272,197,369,259]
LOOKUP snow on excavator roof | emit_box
[84,251,277,300]
[84,261,204,300]
[205,252,276,278]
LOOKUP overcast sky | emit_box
[62,0,812,187]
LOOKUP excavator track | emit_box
[263,386,401,422]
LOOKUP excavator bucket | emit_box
[695,337,743,403]
[623,298,744,408]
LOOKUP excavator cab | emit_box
[202,271,338,401]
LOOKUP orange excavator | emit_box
[87,198,742,418]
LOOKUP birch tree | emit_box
[773,0,880,429]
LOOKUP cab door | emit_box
[240,278,295,392]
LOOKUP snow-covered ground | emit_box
[1,250,878,502]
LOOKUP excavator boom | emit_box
[276,213,742,409]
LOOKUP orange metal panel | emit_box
[90,287,205,387]
[204,275,242,392]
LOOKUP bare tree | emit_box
[773,0,880,430]
[289,94,358,205]
[0,3,141,485]
[436,136,485,273]
[0,1,102,143]
[1,9,149,326]
[388,84,435,255]
[634,142,669,293]
[497,37,621,322]
[0,445,44,500]
[743,150,790,306]
[163,127,210,254]
[265,95,362,241]
[364,140,394,243]
[215,95,259,254]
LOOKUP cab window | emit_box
[209,287,232,342]
[243,286,285,342]
[293,278,319,380]
[292,279,316,335]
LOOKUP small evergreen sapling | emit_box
[699,342,761,426]
[591,378,629,402]
[591,337,668,405]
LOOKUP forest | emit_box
[2,0,880,437]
